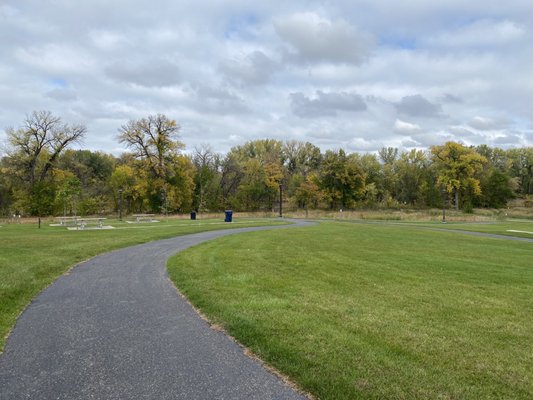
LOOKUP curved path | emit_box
[0,220,312,400]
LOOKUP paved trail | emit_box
[0,221,312,400]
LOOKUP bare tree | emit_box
[7,110,86,186]
[117,114,183,180]
[192,144,218,211]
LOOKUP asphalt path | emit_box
[0,220,312,400]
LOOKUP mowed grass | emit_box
[425,219,533,238]
[335,218,533,239]
[168,222,533,399]
[0,217,285,351]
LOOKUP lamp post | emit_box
[118,189,123,221]
[161,187,168,221]
[279,183,283,218]
[441,188,446,224]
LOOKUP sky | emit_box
[1,0,532,155]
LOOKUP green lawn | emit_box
[334,218,533,239]
[424,219,533,238]
[168,222,533,400]
[0,217,285,351]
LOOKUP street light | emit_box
[118,189,123,221]
[441,188,446,224]
[161,187,168,221]
[279,183,283,218]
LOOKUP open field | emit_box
[168,221,533,400]
[330,218,533,239]
[283,206,533,223]
[0,216,286,351]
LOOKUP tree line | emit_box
[1,111,532,217]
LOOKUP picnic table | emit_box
[131,214,156,223]
[76,217,107,230]
[56,216,79,227]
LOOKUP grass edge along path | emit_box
[167,222,533,400]
[0,218,287,352]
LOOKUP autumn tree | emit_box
[4,111,86,215]
[431,142,487,210]
[228,139,285,211]
[320,149,366,209]
[192,145,223,211]
[507,147,533,195]
[395,149,430,205]
[117,114,193,212]
[294,173,322,216]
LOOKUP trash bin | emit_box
[224,210,232,222]
[190,211,196,220]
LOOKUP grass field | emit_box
[331,218,533,239]
[168,222,533,399]
[422,220,533,238]
[0,216,285,351]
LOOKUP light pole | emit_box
[118,189,123,221]
[279,183,283,218]
[161,187,168,221]
[441,188,446,224]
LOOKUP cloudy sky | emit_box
[1,0,532,154]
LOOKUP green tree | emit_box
[320,149,366,209]
[395,149,429,206]
[117,114,192,212]
[481,169,516,208]
[431,142,487,210]
[507,148,533,195]
[54,170,81,216]
[228,139,285,211]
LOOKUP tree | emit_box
[117,114,192,212]
[431,142,487,210]
[54,170,81,216]
[378,147,398,165]
[283,140,321,176]
[220,153,244,208]
[481,169,515,208]
[192,145,222,211]
[5,111,86,215]
[320,149,366,209]
[507,148,533,195]
[395,149,429,205]
[118,114,184,180]
[227,139,285,211]
[294,173,322,216]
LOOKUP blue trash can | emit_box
[224,210,232,222]
[190,211,196,220]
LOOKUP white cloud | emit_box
[395,95,444,118]
[290,91,367,118]
[467,116,509,131]
[423,19,526,49]
[220,51,278,86]
[274,12,374,65]
[394,119,422,135]
[0,1,532,154]
[104,60,181,88]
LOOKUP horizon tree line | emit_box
[1,111,532,217]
